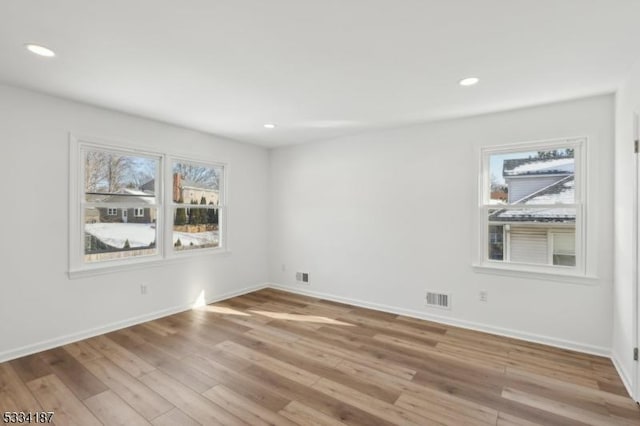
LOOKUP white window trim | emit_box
[473,136,597,284]
[133,208,144,217]
[107,208,117,216]
[68,134,230,279]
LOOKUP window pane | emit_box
[553,254,575,266]
[508,227,550,264]
[172,161,221,205]
[489,207,575,266]
[84,208,157,262]
[84,149,157,203]
[552,232,576,266]
[488,224,504,261]
[489,148,575,205]
[173,207,220,251]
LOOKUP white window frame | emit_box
[133,208,144,217]
[69,135,229,278]
[107,208,117,216]
[474,137,589,281]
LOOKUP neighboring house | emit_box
[142,173,219,205]
[490,190,508,202]
[489,156,576,266]
[86,188,156,224]
[172,173,219,205]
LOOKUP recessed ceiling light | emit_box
[25,44,56,57]
[459,77,479,87]
[263,123,276,129]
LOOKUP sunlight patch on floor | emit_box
[249,310,354,326]
[196,304,251,316]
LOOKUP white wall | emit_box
[268,95,614,355]
[0,83,619,367]
[0,84,269,361]
[613,59,640,398]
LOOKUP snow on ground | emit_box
[85,223,218,248]
[174,230,218,247]
[85,223,156,248]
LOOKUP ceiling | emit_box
[1,1,639,148]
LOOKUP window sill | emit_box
[472,263,599,285]
[68,248,231,279]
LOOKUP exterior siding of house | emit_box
[180,187,219,205]
[509,227,549,264]
[85,207,100,223]
[171,173,220,205]
[506,175,566,203]
[98,208,121,223]
[507,225,575,265]
[128,207,154,223]
[98,207,154,223]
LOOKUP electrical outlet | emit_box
[141,284,148,295]
[479,290,488,302]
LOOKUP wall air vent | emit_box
[426,291,451,309]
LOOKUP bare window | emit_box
[172,161,223,251]
[82,147,159,263]
[480,140,583,272]
[71,137,228,276]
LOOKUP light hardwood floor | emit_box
[1,288,639,425]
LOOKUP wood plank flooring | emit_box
[1,288,638,425]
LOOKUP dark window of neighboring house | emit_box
[107,208,117,215]
[480,140,583,271]
[488,225,504,260]
[134,208,144,217]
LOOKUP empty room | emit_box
[2,1,640,425]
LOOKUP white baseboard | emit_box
[0,283,268,364]
[611,350,636,401]
[0,281,614,365]
[268,283,611,358]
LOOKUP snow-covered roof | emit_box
[491,207,575,222]
[490,176,575,223]
[181,179,218,191]
[503,157,574,177]
[144,177,218,191]
[121,188,149,196]
[85,188,156,204]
